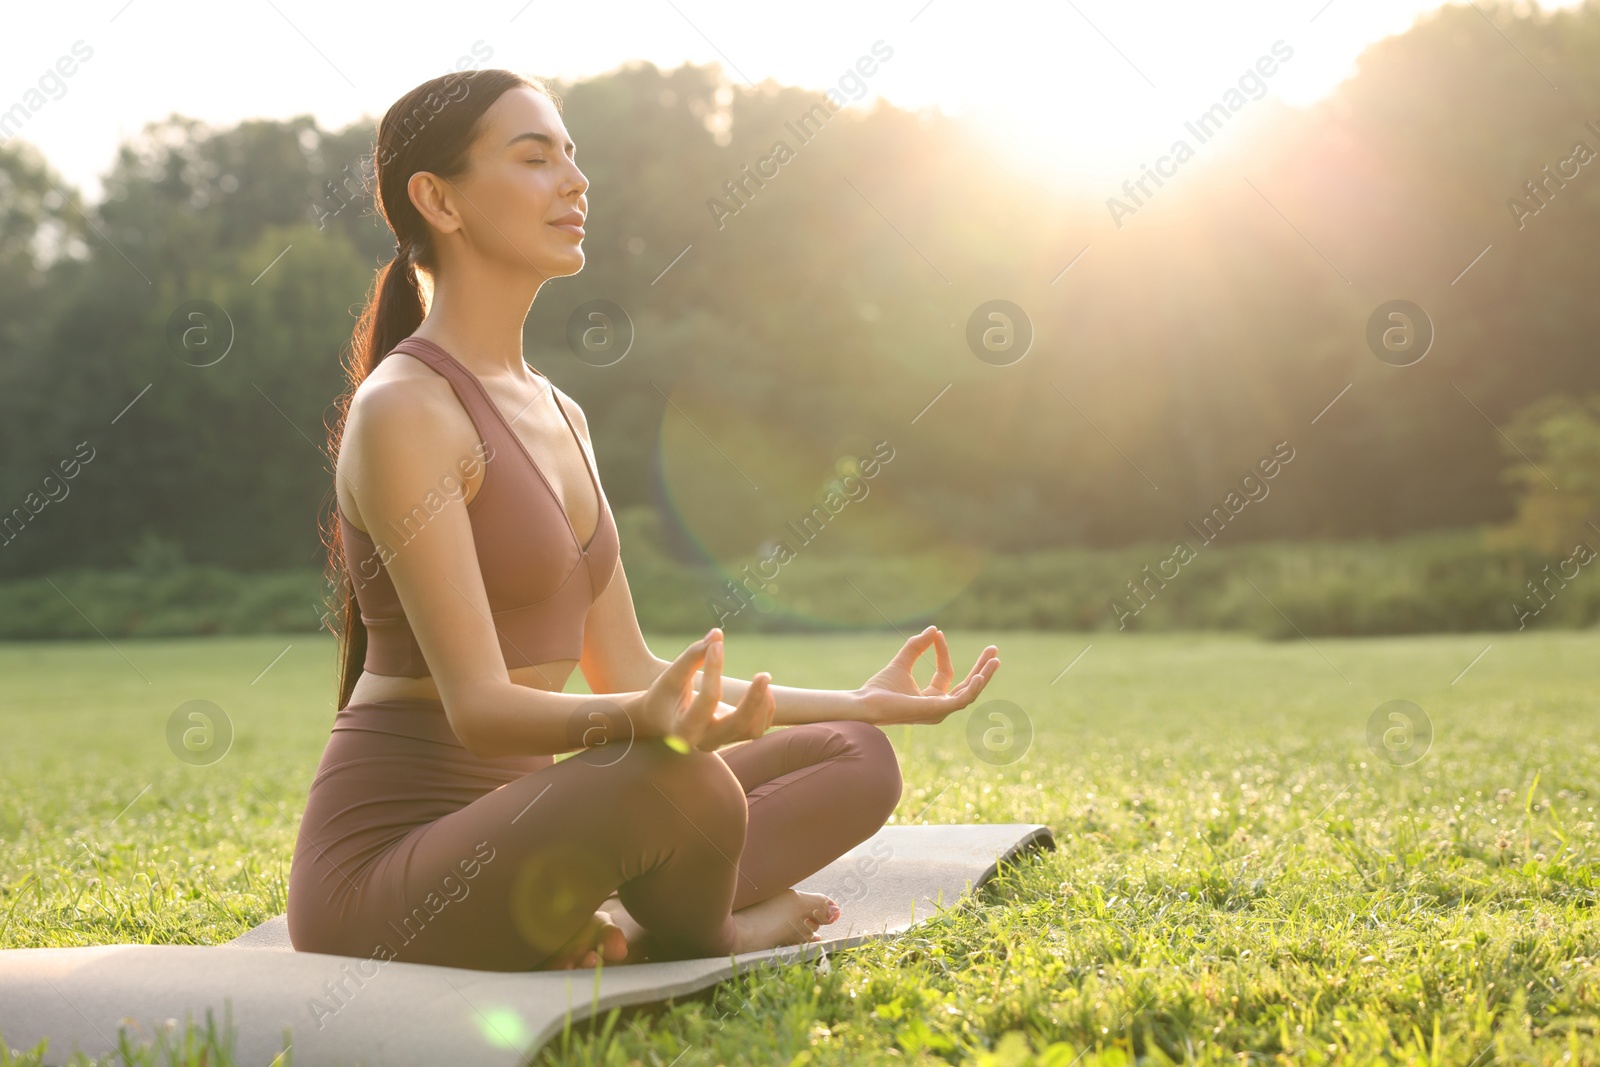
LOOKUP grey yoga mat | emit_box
[0,823,1054,1066]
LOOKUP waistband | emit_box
[332,696,463,746]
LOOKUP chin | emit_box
[555,250,585,276]
[528,248,583,279]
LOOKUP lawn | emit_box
[1,629,1597,1065]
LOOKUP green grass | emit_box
[2,630,1598,1065]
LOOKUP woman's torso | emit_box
[339,334,610,706]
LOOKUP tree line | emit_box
[1,2,1597,583]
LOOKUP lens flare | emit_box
[656,378,988,629]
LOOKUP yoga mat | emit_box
[0,823,1053,1066]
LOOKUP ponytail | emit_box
[319,69,556,711]
[324,251,426,712]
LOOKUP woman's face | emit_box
[451,87,588,279]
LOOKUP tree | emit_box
[1492,393,1600,553]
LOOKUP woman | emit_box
[286,69,1001,972]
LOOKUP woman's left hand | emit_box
[856,626,999,726]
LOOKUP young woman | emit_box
[286,69,1001,972]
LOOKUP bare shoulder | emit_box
[338,354,479,524]
[353,351,459,415]
[336,354,518,738]
[349,366,415,420]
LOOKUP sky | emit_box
[1,0,1585,201]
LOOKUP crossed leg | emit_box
[718,718,903,909]
[600,720,903,956]
[334,721,901,971]
[346,737,747,971]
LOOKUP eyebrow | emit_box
[506,131,575,153]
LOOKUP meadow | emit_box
[1,628,1597,1065]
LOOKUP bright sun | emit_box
[878,0,1571,196]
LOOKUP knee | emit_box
[617,738,748,846]
[831,720,903,819]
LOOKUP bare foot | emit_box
[535,909,629,970]
[597,893,654,963]
[731,890,841,954]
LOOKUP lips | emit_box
[549,212,585,236]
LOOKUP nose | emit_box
[564,159,589,202]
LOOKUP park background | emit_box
[0,2,1597,642]
[3,2,1600,1065]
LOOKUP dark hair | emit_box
[321,69,562,712]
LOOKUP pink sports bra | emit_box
[337,335,619,678]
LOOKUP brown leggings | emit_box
[286,696,903,970]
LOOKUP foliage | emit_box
[1491,393,1600,554]
[3,5,1600,579]
[5,519,1600,640]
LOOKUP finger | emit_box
[946,663,994,707]
[731,672,770,740]
[658,630,716,691]
[752,674,775,738]
[681,637,724,740]
[925,629,955,694]
[934,668,985,710]
[888,625,937,672]
[956,647,999,690]
[902,678,986,727]
[704,673,768,748]
[675,643,726,751]
[701,636,725,703]
[933,668,986,714]
[970,644,998,675]
[740,675,772,741]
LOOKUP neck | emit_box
[411,257,546,379]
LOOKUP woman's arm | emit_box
[586,622,864,725]
[580,556,997,728]
[345,376,653,759]
[672,633,997,727]
[349,385,772,757]
[576,548,874,724]
[694,627,998,727]
[696,671,867,725]
[562,390,999,728]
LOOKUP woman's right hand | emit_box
[634,628,774,751]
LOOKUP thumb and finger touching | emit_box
[681,637,724,742]
[658,631,713,695]
[924,630,955,695]
[890,627,958,695]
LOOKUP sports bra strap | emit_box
[390,337,523,461]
